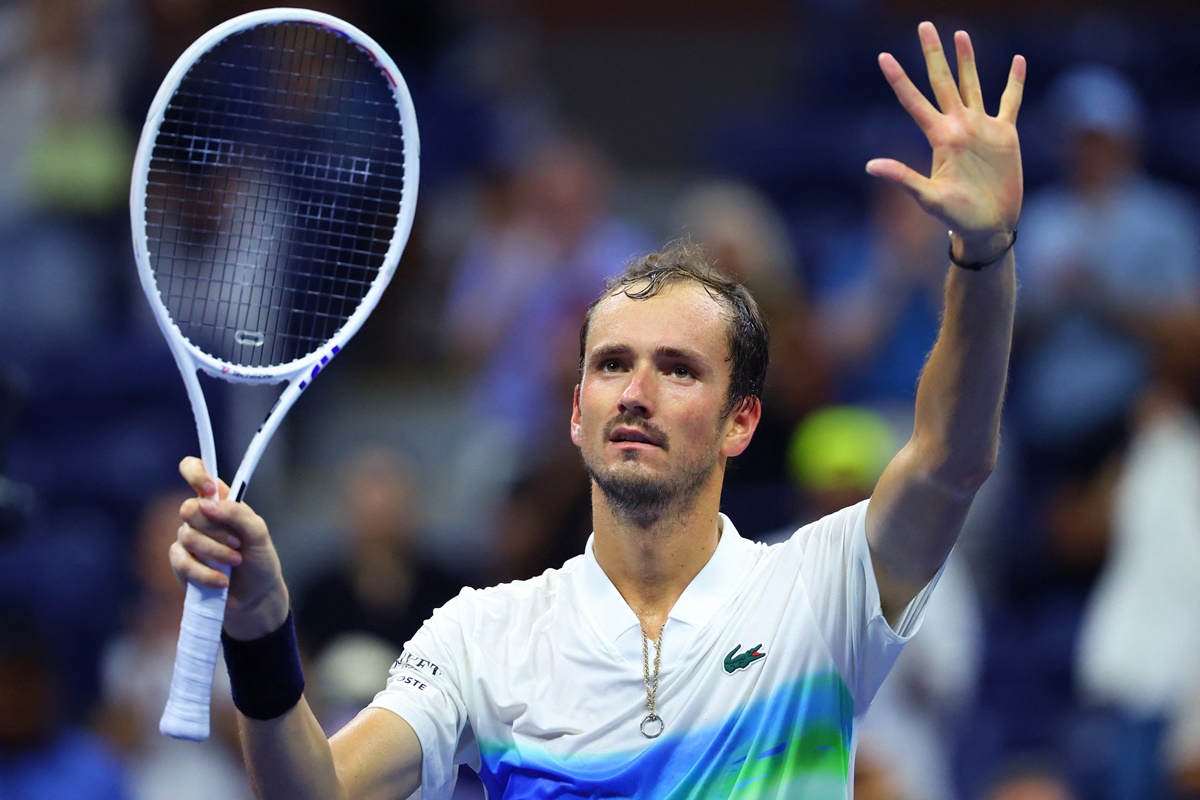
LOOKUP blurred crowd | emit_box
[3,1,1200,798]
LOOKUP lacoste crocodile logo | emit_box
[724,643,767,674]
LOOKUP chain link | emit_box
[640,626,665,738]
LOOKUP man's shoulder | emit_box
[442,554,584,621]
[749,501,869,551]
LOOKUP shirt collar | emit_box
[579,513,753,645]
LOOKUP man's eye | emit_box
[672,366,693,379]
[601,360,621,372]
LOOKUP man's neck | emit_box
[590,487,723,638]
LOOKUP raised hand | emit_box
[169,456,290,640]
[867,22,1025,259]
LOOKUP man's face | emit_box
[571,281,756,524]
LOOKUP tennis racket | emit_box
[130,7,419,741]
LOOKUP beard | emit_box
[581,414,721,528]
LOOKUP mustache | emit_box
[602,412,669,450]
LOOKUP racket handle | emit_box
[159,566,230,740]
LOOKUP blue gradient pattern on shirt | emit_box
[475,670,853,799]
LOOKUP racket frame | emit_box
[129,6,419,740]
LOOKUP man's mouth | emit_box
[608,425,665,448]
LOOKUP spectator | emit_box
[812,167,948,411]
[1167,678,1200,797]
[442,137,652,457]
[0,0,133,364]
[0,610,129,800]
[295,446,471,660]
[997,73,1200,788]
[1013,64,1200,470]
[1075,387,1200,799]
[439,138,652,539]
[984,763,1075,800]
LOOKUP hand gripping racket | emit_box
[130,7,419,740]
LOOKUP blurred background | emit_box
[2,0,1200,798]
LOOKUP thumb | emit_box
[865,158,934,207]
[178,456,232,500]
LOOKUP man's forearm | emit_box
[866,248,1016,609]
[238,699,348,800]
[912,247,1016,492]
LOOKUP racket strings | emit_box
[145,20,409,369]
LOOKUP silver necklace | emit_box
[640,625,664,739]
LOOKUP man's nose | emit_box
[618,365,655,417]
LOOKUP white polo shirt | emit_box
[369,500,937,799]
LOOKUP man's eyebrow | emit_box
[656,346,707,364]
[587,344,711,367]
[588,344,632,362]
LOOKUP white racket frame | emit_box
[130,7,419,741]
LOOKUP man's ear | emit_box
[570,384,583,446]
[721,396,762,458]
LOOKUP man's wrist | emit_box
[223,586,291,642]
[221,608,305,720]
[948,229,1017,270]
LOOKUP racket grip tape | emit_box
[159,567,230,740]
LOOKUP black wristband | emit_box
[948,229,1018,271]
[221,610,305,721]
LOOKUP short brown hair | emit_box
[578,240,769,417]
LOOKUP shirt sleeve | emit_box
[367,589,477,800]
[786,499,943,711]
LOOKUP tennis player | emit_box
[170,21,1024,798]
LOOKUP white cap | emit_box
[1051,64,1145,140]
[315,632,398,704]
